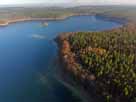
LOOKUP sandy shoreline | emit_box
[0,14,91,26]
[0,17,61,26]
[0,13,126,26]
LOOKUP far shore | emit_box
[0,14,90,26]
[0,17,61,26]
[0,13,126,26]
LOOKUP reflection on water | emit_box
[36,69,82,102]
[91,16,97,22]
[31,34,47,39]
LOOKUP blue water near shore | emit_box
[0,15,122,102]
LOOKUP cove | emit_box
[0,15,122,102]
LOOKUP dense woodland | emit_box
[68,24,136,102]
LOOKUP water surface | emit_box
[0,15,122,102]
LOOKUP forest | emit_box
[67,24,136,102]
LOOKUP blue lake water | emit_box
[0,15,122,102]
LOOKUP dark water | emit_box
[0,15,122,102]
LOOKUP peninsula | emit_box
[56,22,136,102]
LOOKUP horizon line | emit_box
[0,3,136,7]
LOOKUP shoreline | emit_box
[55,32,104,102]
[0,13,127,26]
[52,52,101,102]
[0,14,89,26]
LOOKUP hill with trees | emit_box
[56,23,136,102]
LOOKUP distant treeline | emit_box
[0,6,136,22]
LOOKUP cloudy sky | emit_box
[0,0,135,5]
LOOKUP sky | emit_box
[0,0,136,5]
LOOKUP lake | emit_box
[0,15,122,102]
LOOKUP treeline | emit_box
[1,6,136,22]
[69,25,136,102]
